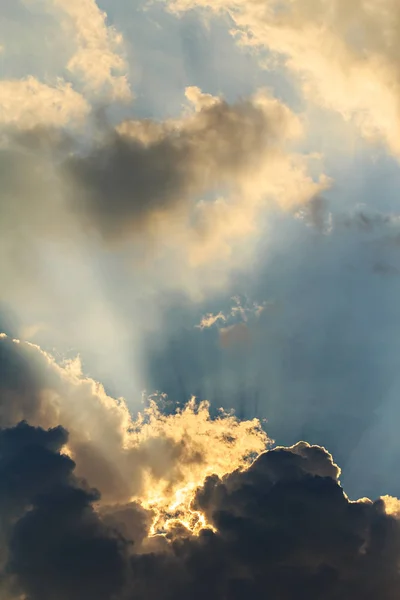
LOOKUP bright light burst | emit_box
[128,397,270,536]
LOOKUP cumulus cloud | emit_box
[0,335,268,512]
[189,443,400,599]
[1,409,400,599]
[164,0,400,157]
[26,0,130,99]
[64,86,328,250]
[0,421,130,600]
[0,77,90,129]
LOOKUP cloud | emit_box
[26,0,130,100]
[0,422,70,554]
[64,86,328,250]
[196,312,227,329]
[4,4,400,596]
[189,443,400,599]
[0,421,130,600]
[0,77,90,129]
[164,0,400,157]
[199,296,267,327]
[0,83,328,336]
[2,415,400,599]
[196,296,267,348]
[0,82,325,396]
[0,335,269,513]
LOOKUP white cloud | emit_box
[26,0,131,99]
[0,77,90,129]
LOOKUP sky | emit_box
[2,1,400,598]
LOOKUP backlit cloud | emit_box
[3,3,400,597]
[165,0,400,157]
[0,77,90,129]
[1,339,400,599]
[28,0,131,99]
[0,335,268,511]
[0,82,328,331]
[65,86,328,251]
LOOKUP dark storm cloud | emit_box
[0,421,70,537]
[9,485,129,600]
[2,422,400,600]
[0,422,72,596]
[0,421,129,600]
[190,443,400,600]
